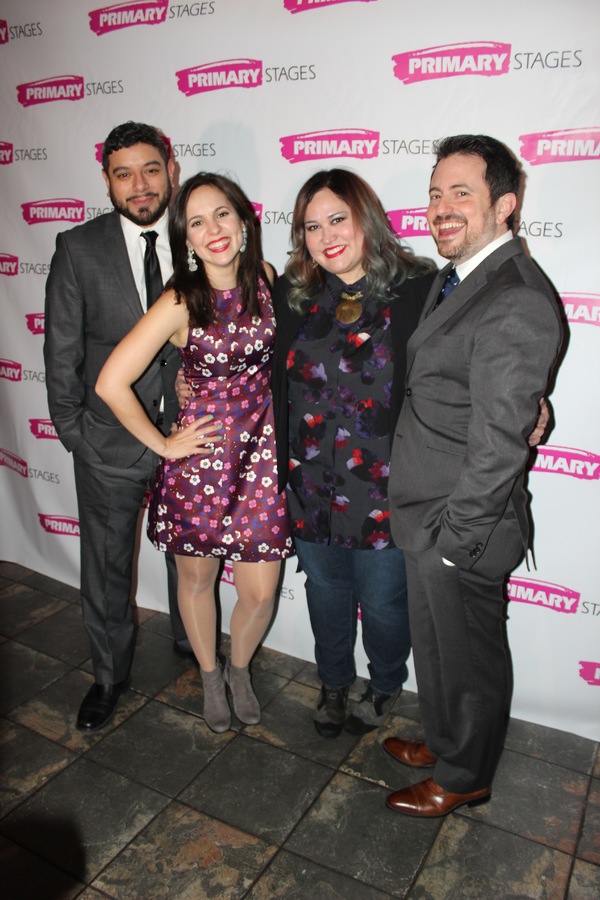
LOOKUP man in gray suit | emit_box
[44,122,191,733]
[384,135,563,816]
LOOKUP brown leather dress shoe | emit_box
[386,777,491,817]
[382,737,437,768]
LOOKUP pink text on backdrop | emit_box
[579,662,600,687]
[17,76,85,108]
[38,515,80,537]
[0,141,13,165]
[0,448,28,477]
[284,0,377,12]
[0,358,22,381]
[519,127,600,165]
[176,60,263,96]
[387,208,430,238]
[560,293,600,326]
[22,199,85,225]
[507,577,580,614]
[29,419,58,440]
[532,446,600,481]
[89,0,169,35]
[0,20,8,44]
[393,42,511,85]
[252,202,263,221]
[0,253,19,276]
[221,562,234,585]
[26,314,45,334]
[280,129,379,163]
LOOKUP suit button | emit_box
[160,359,167,367]
[405,388,412,397]
[152,399,158,407]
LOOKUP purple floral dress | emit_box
[148,280,293,562]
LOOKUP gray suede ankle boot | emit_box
[225,659,260,724]
[199,663,231,733]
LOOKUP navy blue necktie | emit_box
[141,231,163,309]
[434,266,460,309]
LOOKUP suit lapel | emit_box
[102,212,144,319]
[406,238,524,372]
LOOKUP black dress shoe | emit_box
[76,681,127,733]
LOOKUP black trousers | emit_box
[73,439,187,684]
[404,546,512,792]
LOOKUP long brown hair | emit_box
[168,172,264,328]
[285,168,435,311]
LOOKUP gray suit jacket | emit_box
[44,210,180,468]
[389,237,563,580]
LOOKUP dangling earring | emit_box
[240,227,247,253]
[187,245,198,272]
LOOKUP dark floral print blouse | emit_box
[286,271,397,550]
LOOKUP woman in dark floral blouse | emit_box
[272,169,437,736]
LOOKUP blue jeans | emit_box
[295,538,411,695]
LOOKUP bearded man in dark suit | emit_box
[385,134,563,816]
[44,122,191,733]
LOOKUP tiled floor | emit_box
[1,560,598,899]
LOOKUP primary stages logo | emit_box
[89,0,168,35]
[176,59,262,96]
[280,129,379,163]
[38,515,80,537]
[387,208,430,239]
[22,199,85,225]
[0,448,28,477]
[284,0,376,11]
[532,446,600,480]
[17,76,85,107]
[0,358,22,381]
[508,577,579,614]
[0,141,12,164]
[0,253,19,276]
[393,41,511,84]
[29,419,58,440]
[561,294,600,327]
[26,313,45,334]
[520,127,600,165]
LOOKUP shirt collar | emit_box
[455,229,513,282]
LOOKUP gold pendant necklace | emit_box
[335,290,363,324]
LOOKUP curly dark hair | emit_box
[168,172,265,328]
[102,121,171,172]
[285,168,435,311]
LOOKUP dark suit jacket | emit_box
[389,237,563,579]
[44,210,180,468]
[271,272,435,494]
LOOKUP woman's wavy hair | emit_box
[285,169,435,311]
[168,172,264,328]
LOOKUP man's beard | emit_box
[110,184,172,227]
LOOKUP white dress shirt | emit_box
[120,209,172,311]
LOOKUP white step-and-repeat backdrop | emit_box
[1,0,598,740]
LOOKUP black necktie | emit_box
[434,266,460,309]
[141,231,163,309]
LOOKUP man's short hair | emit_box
[102,121,171,172]
[434,134,521,229]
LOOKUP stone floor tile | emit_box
[568,858,600,898]
[252,643,308,680]
[245,680,362,767]
[21,571,80,603]
[181,733,333,843]
[0,582,69,637]
[391,687,422,722]
[91,800,277,899]
[129,627,192,696]
[0,561,31,581]
[16,603,89,667]
[0,641,68,714]
[9,669,148,752]
[341,714,430,790]
[0,834,85,900]
[246,849,390,898]
[460,749,588,855]
[0,758,169,882]
[285,771,440,895]
[577,777,600,865]
[0,719,75,817]
[87,699,234,795]
[412,815,571,899]
[505,716,599,775]
[137,608,171,638]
